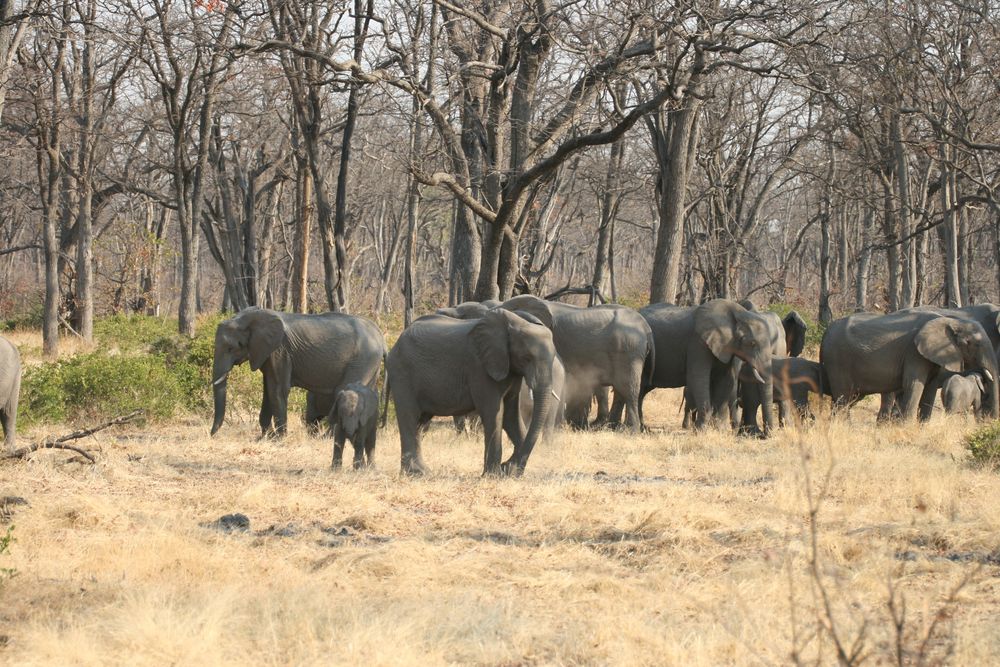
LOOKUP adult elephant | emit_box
[820,311,997,421]
[736,302,808,434]
[640,299,776,431]
[499,295,653,433]
[210,308,386,437]
[386,309,557,476]
[900,304,1000,417]
[0,335,21,451]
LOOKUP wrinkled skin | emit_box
[640,299,775,432]
[0,335,21,451]
[518,353,568,441]
[500,296,654,433]
[771,356,825,423]
[820,311,997,421]
[328,383,379,469]
[735,301,808,435]
[940,371,985,417]
[211,308,386,437]
[435,300,500,320]
[386,309,556,476]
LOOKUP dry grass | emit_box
[2,393,999,665]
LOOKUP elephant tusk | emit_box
[751,367,766,384]
[212,374,229,387]
[985,368,995,384]
[551,390,560,401]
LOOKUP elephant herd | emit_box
[0,299,996,477]
[204,298,1000,477]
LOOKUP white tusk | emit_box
[551,390,561,401]
[984,368,995,384]
[212,374,229,386]
[528,388,534,400]
[751,368,766,384]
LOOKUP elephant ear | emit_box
[915,318,963,372]
[246,309,286,371]
[738,298,757,312]
[471,310,510,381]
[695,302,736,364]
[783,311,808,357]
[501,295,554,330]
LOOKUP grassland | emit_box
[2,332,1000,665]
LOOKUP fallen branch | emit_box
[3,410,144,464]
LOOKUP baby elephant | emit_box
[941,371,985,417]
[327,383,379,469]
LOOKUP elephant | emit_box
[328,383,379,469]
[735,301,808,434]
[210,307,386,437]
[940,371,985,417]
[640,299,776,431]
[386,309,558,476]
[820,311,997,421]
[0,335,20,451]
[499,295,654,433]
[770,356,825,423]
[898,304,1000,417]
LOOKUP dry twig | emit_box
[2,410,144,464]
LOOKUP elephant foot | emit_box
[401,456,428,476]
[500,458,525,477]
[737,424,764,439]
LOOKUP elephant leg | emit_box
[478,395,505,476]
[264,366,291,436]
[259,374,273,436]
[0,409,11,451]
[877,393,897,423]
[899,374,927,421]
[592,387,611,428]
[687,352,713,430]
[396,397,428,475]
[608,393,626,427]
[738,381,762,436]
[501,388,525,452]
[616,361,643,433]
[351,436,366,470]
[918,381,938,422]
[331,427,346,468]
[759,377,775,436]
[565,398,590,430]
[364,426,376,467]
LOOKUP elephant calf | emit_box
[327,383,379,469]
[772,357,824,423]
[941,371,985,417]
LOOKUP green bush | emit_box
[965,421,1000,470]
[94,314,179,352]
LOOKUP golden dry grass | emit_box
[2,384,1000,666]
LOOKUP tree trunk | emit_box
[292,157,312,313]
[649,100,701,304]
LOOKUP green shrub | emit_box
[94,314,178,352]
[965,421,1000,470]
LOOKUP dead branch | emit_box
[3,410,144,464]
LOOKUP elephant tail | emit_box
[379,371,391,429]
[642,331,655,391]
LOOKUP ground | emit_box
[2,389,1000,665]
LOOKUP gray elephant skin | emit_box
[901,304,1000,417]
[771,356,824,422]
[500,295,653,433]
[820,311,997,420]
[0,335,20,451]
[211,307,386,437]
[940,371,985,416]
[734,302,808,433]
[386,309,557,476]
[640,299,775,431]
[435,300,502,320]
[328,383,379,469]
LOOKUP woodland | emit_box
[0,0,998,346]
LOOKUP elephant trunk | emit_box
[210,357,232,436]
[514,387,552,475]
[976,346,998,418]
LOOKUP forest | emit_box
[0,0,998,345]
